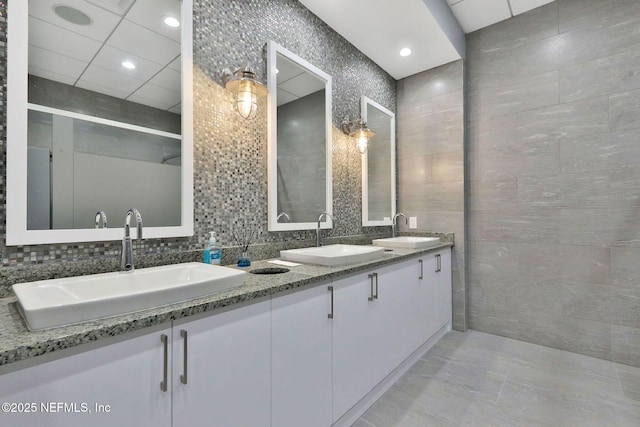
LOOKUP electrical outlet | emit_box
[409,217,417,229]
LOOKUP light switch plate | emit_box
[409,217,417,229]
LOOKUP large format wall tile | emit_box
[610,88,640,132]
[468,0,640,368]
[398,61,466,330]
[559,50,640,103]
[468,71,559,121]
[516,96,609,143]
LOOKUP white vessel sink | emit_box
[372,236,441,249]
[12,263,247,331]
[280,244,385,267]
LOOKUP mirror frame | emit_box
[361,96,396,227]
[6,0,194,245]
[266,40,333,231]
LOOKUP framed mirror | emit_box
[267,41,332,231]
[7,0,194,245]
[361,96,396,226]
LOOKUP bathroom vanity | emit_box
[0,244,451,427]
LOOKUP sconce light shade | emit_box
[342,117,376,154]
[222,65,268,120]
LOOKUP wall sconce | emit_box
[342,117,376,154]
[222,65,268,120]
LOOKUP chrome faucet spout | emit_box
[95,210,108,229]
[391,213,407,238]
[121,209,143,272]
[276,212,290,223]
[316,212,334,247]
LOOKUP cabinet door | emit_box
[436,249,453,328]
[418,253,442,343]
[332,272,379,421]
[272,283,332,427]
[374,259,421,376]
[171,300,270,427]
[0,327,172,427]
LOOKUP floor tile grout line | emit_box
[494,365,513,405]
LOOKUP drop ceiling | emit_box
[448,0,555,33]
[28,0,182,113]
[299,0,556,80]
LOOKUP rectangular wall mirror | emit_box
[361,96,396,226]
[7,0,194,245]
[267,41,333,231]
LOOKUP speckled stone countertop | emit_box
[0,242,452,368]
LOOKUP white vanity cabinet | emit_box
[332,249,452,422]
[0,247,452,427]
[171,300,271,427]
[332,257,421,422]
[0,300,272,427]
[0,326,173,427]
[271,282,333,427]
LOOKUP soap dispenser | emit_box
[203,231,222,265]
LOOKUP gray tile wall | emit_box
[467,0,640,367]
[397,60,466,331]
[0,0,396,289]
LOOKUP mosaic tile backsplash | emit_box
[0,0,396,290]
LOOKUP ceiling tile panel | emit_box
[75,79,131,99]
[28,45,87,82]
[148,67,181,92]
[168,103,181,114]
[91,45,164,81]
[28,66,78,86]
[77,64,145,97]
[128,83,181,110]
[509,0,556,15]
[276,56,306,84]
[278,73,327,97]
[168,57,181,72]
[277,89,299,107]
[28,0,121,42]
[84,0,136,16]
[451,0,512,33]
[107,20,180,65]
[125,0,182,43]
[29,17,102,62]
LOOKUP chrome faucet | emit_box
[391,213,407,238]
[121,208,143,272]
[316,212,334,247]
[276,212,290,223]
[95,210,107,228]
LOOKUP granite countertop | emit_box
[0,242,452,368]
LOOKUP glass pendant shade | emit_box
[224,65,268,120]
[349,121,375,154]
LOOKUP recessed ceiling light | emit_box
[53,5,92,26]
[163,16,180,28]
[121,61,136,70]
[400,48,412,57]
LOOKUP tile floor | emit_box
[354,330,640,426]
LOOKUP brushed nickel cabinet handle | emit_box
[180,329,188,385]
[368,274,375,301]
[435,254,441,272]
[328,286,334,319]
[160,334,168,392]
[373,272,379,299]
[419,259,423,280]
